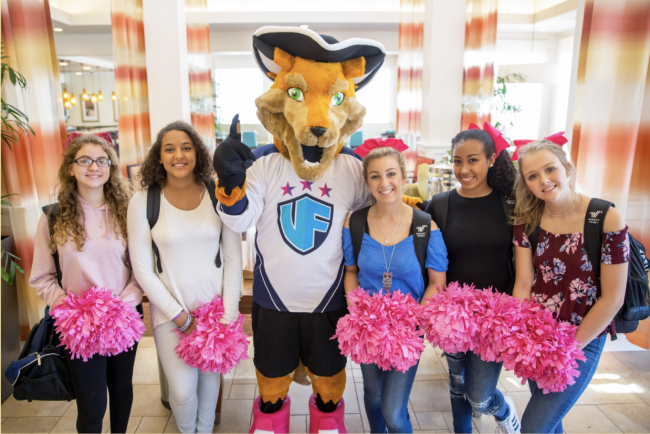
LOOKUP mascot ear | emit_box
[342,57,366,80]
[273,47,295,71]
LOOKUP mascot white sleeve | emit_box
[212,27,407,434]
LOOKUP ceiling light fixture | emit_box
[111,91,116,101]
[53,28,63,32]
[83,66,91,70]
[75,72,82,75]
[59,61,68,66]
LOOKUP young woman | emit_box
[127,121,242,433]
[424,127,521,434]
[512,140,629,434]
[342,145,448,434]
[30,133,143,433]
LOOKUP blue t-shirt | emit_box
[342,227,448,302]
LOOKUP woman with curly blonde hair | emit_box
[511,139,629,433]
[29,133,143,433]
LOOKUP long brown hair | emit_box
[139,121,214,189]
[51,135,133,252]
[512,140,576,235]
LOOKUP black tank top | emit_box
[438,189,512,292]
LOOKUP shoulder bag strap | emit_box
[431,191,450,233]
[205,179,222,268]
[350,207,371,266]
[412,208,431,286]
[41,203,62,288]
[146,183,163,273]
[584,198,613,279]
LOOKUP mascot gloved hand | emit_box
[213,114,256,206]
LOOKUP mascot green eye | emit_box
[287,88,304,102]
[331,92,345,106]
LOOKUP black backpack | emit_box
[146,180,221,273]
[3,204,75,402]
[349,206,432,286]
[529,198,650,339]
[425,190,516,294]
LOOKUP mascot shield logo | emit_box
[277,194,333,255]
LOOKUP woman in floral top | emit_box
[511,140,629,434]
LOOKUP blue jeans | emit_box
[521,334,606,433]
[445,351,509,433]
[360,362,419,433]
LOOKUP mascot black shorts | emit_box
[252,302,348,378]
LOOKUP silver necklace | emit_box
[375,205,406,244]
[546,192,578,217]
[92,204,106,228]
[376,206,405,290]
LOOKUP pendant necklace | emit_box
[376,206,405,291]
[546,191,578,217]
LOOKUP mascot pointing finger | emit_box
[213,27,404,434]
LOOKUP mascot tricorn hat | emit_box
[252,26,386,90]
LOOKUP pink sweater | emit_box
[29,197,143,308]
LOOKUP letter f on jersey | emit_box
[277,194,333,255]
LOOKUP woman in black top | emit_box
[425,128,520,433]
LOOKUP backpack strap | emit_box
[41,204,62,288]
[146,183,163,273]
[584,198,613,279]
[349,206,371,266]
[412,208,431,286]
[205,179,222,268]
[529,226,540,256]
[430,191,451,233]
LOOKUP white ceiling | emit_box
[51,0,577,68]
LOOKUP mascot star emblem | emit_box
[281,182,295,196]
[319,183,332,197]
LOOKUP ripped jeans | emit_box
[445,351,508,433]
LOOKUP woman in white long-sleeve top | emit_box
[127,121,242,434]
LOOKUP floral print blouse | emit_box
[513,225,630,331]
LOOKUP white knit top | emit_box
[127,187,242,330]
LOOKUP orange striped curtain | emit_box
[186,0,216,151]
[570,0,650,248]
[110,0,151,171]
[396,0,424,156]
[461,0,498,130]
[1,0,66,327]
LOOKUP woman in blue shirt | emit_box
[342,144,448,433]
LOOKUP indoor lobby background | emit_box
[1,0,649,432]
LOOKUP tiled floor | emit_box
[2,338,649,433]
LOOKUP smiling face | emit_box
[68,143,111,192]
[520,149,572,202]
[452,139,495,193]
[159,130,197,182]
[365,155,406,204]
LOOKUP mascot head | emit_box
[253,27,386,181]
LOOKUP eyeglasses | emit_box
[73,157,113,167]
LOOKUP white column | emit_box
[143,0,191,139]
[419,0,466,161]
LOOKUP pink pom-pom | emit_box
[333,288,424,373]
[420,282,483,354]
[419,284,586,394]
[175,296,249,374]
[497,299,586,394]
[51,287,145,361]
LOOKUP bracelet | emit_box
[178,314,192,332]
[172,310,183,321]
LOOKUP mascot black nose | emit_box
[310,127,327,138]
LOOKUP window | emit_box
[213,68,264,124]
[355,68,392,124]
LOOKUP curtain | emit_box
[570,0,650,348]
[110,0,151,172]
[396,0,424,170]
[186,0,216,152]
[1,0,66,330]
[461,0,498,130]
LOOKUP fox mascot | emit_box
[213,27,417,433]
